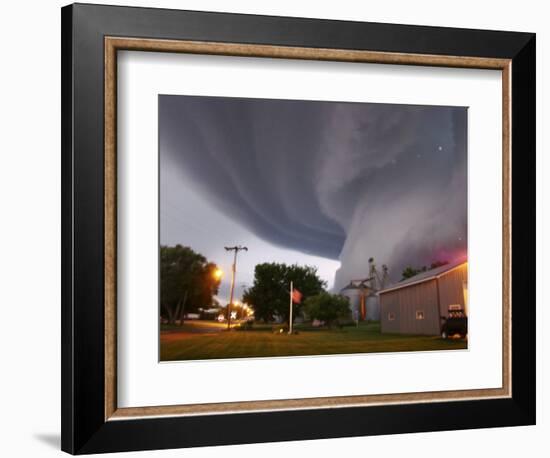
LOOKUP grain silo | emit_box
[340,282,380,321]
[340,282,367,320]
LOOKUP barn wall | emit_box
[380,280,440,335]
[380,262,468,336]
[380,292,400,333]
[437,264,468,317]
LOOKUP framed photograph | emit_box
[61,3,536,454]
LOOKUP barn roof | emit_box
[379,258,467,295]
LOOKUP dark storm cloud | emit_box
[160,95,467,288]
[160,96,346,258]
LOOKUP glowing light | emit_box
[213,268,223,280]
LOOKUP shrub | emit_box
[303,293,351,328]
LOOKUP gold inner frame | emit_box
[104,37,512,421]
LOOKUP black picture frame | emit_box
[61,3,535,454]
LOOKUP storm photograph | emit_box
[159,94,469,361]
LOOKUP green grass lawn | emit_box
[160,321,467,361]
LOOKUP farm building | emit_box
[379,259,467,335]
[340,282,380,321]
[339,259,388,321]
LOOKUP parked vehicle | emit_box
[440,304,468,339]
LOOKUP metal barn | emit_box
[379,260,467,335]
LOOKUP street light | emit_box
[213,268,223,281]
[224,245,248,330]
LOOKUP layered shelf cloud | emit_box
[160,95,467,290]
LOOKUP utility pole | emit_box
[224,245,248,330]
[289,281,294,335]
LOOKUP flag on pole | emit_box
[289,281,300,335]
[291,288,302,304]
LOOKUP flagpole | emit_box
[289,280,293,335]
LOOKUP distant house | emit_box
[379,259,467,335]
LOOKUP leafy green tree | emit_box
[242,263,326,322]
[429,260,449,269]
[303,293,351,328]
[160,245,221,325]
[401,265,422,280]
[401,260,449,280]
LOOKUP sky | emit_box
[159,95,467,303]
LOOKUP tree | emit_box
[303,293,351,328]
[401,260,449,280]
[242,263,326,322]
[160,245,221,325]
[401,265,422,280]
